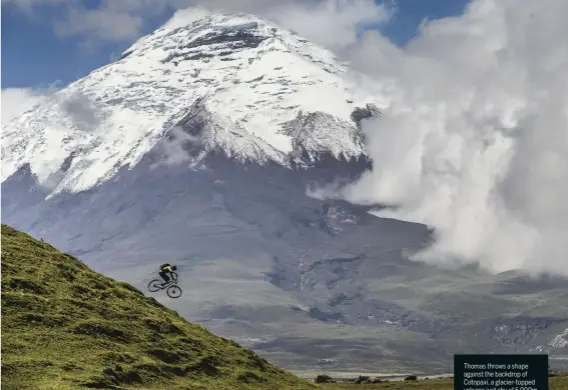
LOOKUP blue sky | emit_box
[2,0,469,89]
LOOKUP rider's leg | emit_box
[159,271,170,284]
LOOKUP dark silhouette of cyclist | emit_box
[159,263,177,285]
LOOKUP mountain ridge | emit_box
[1,12,380,197]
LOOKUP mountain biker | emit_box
[159,263,177,285]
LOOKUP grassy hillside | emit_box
[0,224,316,390]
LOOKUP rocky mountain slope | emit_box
[1,13,379,196]
[1,224,316,389]
[2,12,567,374]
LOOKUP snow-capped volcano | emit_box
[3,12,568,374]
[1,13,380,196]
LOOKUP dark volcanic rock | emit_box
[314,374,334,383]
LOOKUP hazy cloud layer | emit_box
[1,88,52,126]
[336,0,568,276]
[3,0,68,13]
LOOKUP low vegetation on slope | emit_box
[0,224,316,390]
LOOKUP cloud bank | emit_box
[336,0,568,276]
[1,88,52,126]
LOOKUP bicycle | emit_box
[147,272,183,298]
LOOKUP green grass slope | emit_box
[1,224,316,390]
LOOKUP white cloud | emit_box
[335,0,568,276]
[1,88,52,126]
[5,0,179,44]
[150,125,201,168]
[161,6,211,30]
[2,0,69,12]
[53,5,145,42]
[265,0,393,51]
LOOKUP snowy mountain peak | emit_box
[1,13,381,196]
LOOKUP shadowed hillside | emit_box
[0,224,316,390]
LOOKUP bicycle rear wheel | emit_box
[166,285,182,298]
[148,279,163,292]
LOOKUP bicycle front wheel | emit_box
[166,285,182,298]
[148,279,163,292]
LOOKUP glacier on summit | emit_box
[1,13,381,196]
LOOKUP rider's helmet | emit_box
[172,265,178,271]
